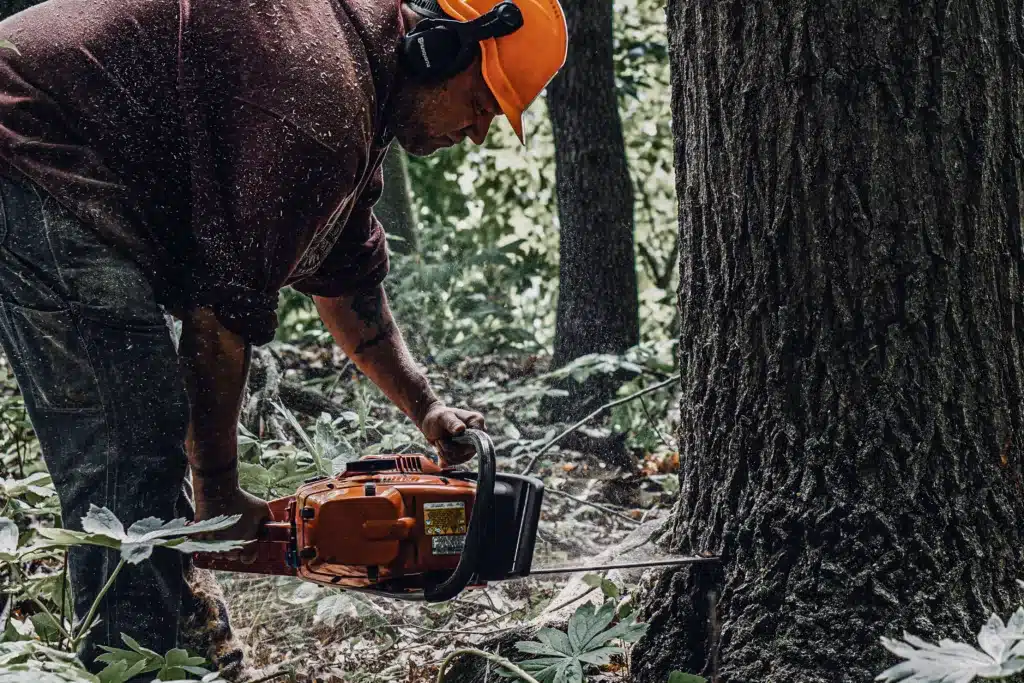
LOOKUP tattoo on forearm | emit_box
[351,287,386,324]
[354,325,394,354]
[351,286,394,355]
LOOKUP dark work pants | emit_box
[0,173,194,668]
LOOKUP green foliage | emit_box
[95,634,213,682]
[581,574,620,601]
[35,505,244,565]
[877,607,1024,682]
[507,601,648,683]
[0,506,238,681]
[0,380,42,497]
[0,640,98,683]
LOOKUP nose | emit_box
[466,113,496,145]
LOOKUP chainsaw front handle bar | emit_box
[424,428,496,602]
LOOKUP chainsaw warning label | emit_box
[432,534,466,555]
[423,501,467,536]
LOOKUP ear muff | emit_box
[400,1,524,83]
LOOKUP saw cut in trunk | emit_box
[632,0,1024,681]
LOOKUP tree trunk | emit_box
[377,144,418,254]
[633,1,1024,682]
[0,1,37,17]
[545,0,639,420]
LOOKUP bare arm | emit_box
[177,308,269,532]
[314,286,484,462]
[314,286,439,424]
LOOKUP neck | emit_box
[400,3,427,33]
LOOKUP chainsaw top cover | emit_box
[194,434,543,601]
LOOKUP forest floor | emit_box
[0,338,683,683]
[226,343,683,682]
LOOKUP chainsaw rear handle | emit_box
[423,428,496,602]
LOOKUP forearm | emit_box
[314,287,439,425]
[178,307,250,493]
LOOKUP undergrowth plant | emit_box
[877,602,1024,682]
[0,500,244,683]
[506,601,647,683]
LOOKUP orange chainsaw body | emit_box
[194,442,543,600]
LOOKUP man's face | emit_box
[389,55,504,156]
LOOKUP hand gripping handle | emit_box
[423,428,496,602]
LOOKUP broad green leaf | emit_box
[124,517,187,541]
[162,648,205,669]
[238,462,273,494]
[518,656,568,682]
[120,633,162,661]
[600,579,620,599]
[129,515,238,542]
[576,645,621,665]
[590,616,648,646]
[535,627,573,655]
[182,665,212,676]
[568,602,615,652]
[96,660,130,683]
[81,505,127,540]
[96,649,145,666]
[29,612,65,643]
[120,542,156,564]
[169,539,248,554]
[40,512,241,564]
[0,672,86,683]
[558,658,583,683]
[36,527,120,551]
[515,640,562,657]
[97,657,149,683]
[267,457,317,492]
[667,673,707,683]
[1,472,54,500]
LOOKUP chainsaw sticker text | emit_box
[423,501,467,536]
[432,534,466,555]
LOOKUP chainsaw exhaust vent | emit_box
[396,456,423,473]
[342,455,434,475]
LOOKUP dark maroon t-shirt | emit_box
[0,0,402,343]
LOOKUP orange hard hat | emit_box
[436,0,567,143]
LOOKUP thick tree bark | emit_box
[545,0,639,420]
[633,1,1024,682]
[377,144,418,254]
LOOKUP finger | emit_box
[441,411,467,436]
[465,413,485,430]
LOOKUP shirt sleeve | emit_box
[288,162,391,299]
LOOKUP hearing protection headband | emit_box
[400,0,524,83]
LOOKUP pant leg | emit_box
[0,173,191,667]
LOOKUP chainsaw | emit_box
[193,429,716,601]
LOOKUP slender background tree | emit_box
[378,145,419,254]
[631,1,1024,681]
[545,0,639,420]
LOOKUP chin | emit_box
[394,133,452,157]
